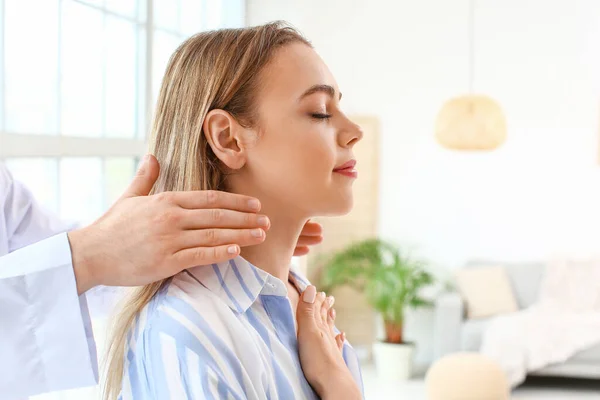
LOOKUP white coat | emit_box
[0,163,98,399]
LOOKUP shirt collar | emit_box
[186,256,312,313]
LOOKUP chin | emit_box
[320,195,354,216]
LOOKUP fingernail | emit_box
[331,308,336,320]
[319,291,326,300]
[248,199,260,211]
[251,228,264,238]
[327,296,335,308]
[342,332,346,341]
[303,286,316,303]
[227,245,239,254]
[257,216,270,227]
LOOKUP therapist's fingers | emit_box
[177,228,266,249]
[299,220,323,237]
[293,220,323,256]
[295,234,323,247]
[120,154,160,199]
[175,244,242,267]
[293,246,310,257]
[168,190,262,213]
[180,209,270,230]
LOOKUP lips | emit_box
[333,159,358,178]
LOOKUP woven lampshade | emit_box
[435,94,507,151]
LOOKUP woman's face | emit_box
[232,43,363,219]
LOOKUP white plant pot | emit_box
[373,341,415,381]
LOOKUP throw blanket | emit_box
[480,257,600,387]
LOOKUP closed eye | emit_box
[311,113,332,120]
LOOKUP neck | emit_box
[240,208,307,284]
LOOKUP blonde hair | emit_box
[102,22,309,400]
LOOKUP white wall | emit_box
[248,0,600,364]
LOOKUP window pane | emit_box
[4,158,59,214]
[105,17,137,138]
[5,0,59,134]
[221,0,245,28]
[77,0,103,6]
[152,31,182,103]
[137,27,147,138]
[61,1,103,137]
[204,0,222,30]
[105,0,139,19]
[104,157,135,207]
[60,158,103,224]
[154,0,180,31]
[181,0,203,35]
[138,0,148,24]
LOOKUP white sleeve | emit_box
[0,234,99,399]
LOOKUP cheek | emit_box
[244,123,338,208]
[291,133,336,186]
[257,125,335,175]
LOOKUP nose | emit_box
[337,117,364,149]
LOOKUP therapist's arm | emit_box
[0,234,99,399]
[0,165,96,399]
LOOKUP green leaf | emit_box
[319,238,435,329]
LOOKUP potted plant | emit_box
[320,238,434,381]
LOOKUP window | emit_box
[0,0,245,225]
[0,1,244,399]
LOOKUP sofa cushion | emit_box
[466,261,546,309]
[460,318,491,351]
[455,267,518,318]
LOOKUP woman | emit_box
[103,22,364,400]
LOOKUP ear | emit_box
[203,109,248,170]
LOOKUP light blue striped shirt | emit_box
[119,256,364,399]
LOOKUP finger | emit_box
[174,244,241,269]
[297,285,317,325]
[120,155,160,199]
[171,190,261,213]
[335,333,344,351]
[300,221,323,237]
[317,292,327,324]
[177,228,266,249]
[181,209,270,230]
[293,246,310,257]
[322,296,334,325]
[327,306,336,333]
[296,234,323,247]
[320,294,334,325]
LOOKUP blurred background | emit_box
[3,0,600,399]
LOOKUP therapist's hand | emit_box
[69,155,323,294]
[294,221,323,257]
[67,155,279,294]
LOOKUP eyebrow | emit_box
[300,84,342,101]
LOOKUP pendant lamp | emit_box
[435,0,507,151]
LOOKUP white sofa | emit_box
[433,261,600,379]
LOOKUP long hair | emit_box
[102,22,310,400]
